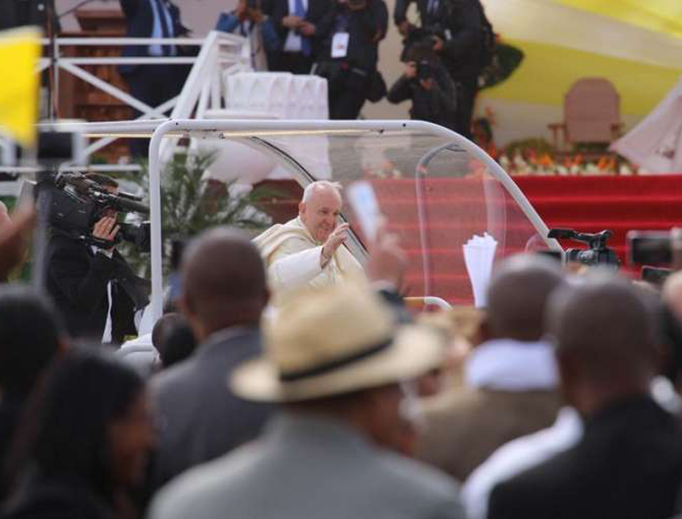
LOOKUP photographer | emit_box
[387,38,457,130]
[397,0,488,139]
[44,174,148,345]
[216,0,281,69]
[314,0,388,119]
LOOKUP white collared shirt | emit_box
[283,0,307,52]
[149,0,176,57]
[92,246,114,343]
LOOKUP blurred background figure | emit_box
[271,0,330,73]
[2,349,155,519]
[387,36,457,130]
[152,312,197,370]
[215,0,281,70]
[0,287,67,490]
[395,0,489,138]
[118,0,191,157]
[314,0,388,119]
[488,274,682,519]
[416,254,565,482]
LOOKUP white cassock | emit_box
[253,217,365,300]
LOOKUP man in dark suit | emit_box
[45,175,148,344]
[149,228,273,491]
[314,0,388,119]
[270,0,331,73]
[395,0,488,139]
[118,0,190,155]
[488,274,682,519]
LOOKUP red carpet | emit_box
[513,174,682,269]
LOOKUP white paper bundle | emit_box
[463,232,498,308]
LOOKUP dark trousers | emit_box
[329,87,366,120]
[271,52,313,74]
[123,64,187,157]
[454,76,478,140]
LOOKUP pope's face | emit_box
[299,188,342,243]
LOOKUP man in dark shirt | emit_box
[44,175,147,344]
[488,275,682,519]
[395,0,489,138]
[387,37,457,129]
[314,0,388,119]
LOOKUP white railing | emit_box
[35,31,250,161]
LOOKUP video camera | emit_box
[547,228,620,268]
[627,230,674,266]
[36,171,151,252]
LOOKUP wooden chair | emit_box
[549,77,623,152]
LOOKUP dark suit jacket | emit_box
[119,0,189,75]
[271,0,331,56]
[315,0,388,70]
[488,395,682,519]
[150,327,273,490]
[45,233,143,344]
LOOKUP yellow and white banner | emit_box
[480,0,682,146]
[0,27,41,148]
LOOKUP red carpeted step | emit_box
[514,175,682,198]
[531,197,682,222]
[514,175,682,270]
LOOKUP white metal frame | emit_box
[57,118,562,323]
[35,32,249,159]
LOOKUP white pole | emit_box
[148,120,178,321]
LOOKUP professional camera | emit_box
[36,171,151,252]
[416,60,432,81]
[400,28,440,62]
[547,228,620,268]
[627,230,672,265]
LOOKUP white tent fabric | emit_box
[611,76,682,173]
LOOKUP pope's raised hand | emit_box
[321,223,349,265]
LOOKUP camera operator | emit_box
[314,0,388,119]
[398,0,487,139]
[44,174,148,345]
[387,37,457,130]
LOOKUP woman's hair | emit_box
[0,286,65,397]
[5,347,145,502]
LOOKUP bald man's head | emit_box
[486,254,565,341]
[548,274,656,407]
[298,181,343,243]
[181,228,268,336]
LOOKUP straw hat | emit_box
[230,281,445,402]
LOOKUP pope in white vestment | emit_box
[253,181,364,299]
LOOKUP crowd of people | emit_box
[116,0,492,138]
[2,178,682,518]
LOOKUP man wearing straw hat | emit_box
[149,280,464,519]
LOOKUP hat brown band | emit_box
[278,338,393,382]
